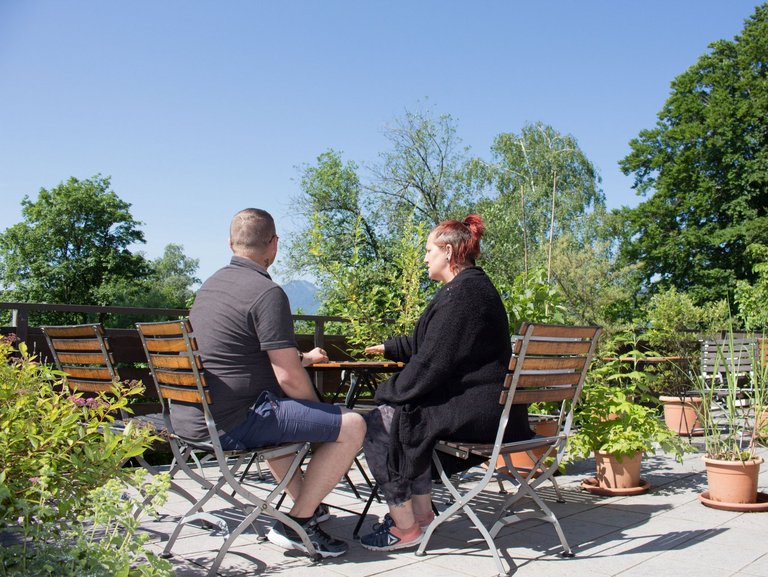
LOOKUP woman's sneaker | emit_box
[360,514,423,551]
[266,517,348,558]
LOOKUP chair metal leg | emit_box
[353,484,379,539]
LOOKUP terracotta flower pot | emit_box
[594,450,643,489]
[703,456,764,504]
[496,418,558,473]
[660,395,704,436]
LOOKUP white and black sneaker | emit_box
[267,517,348,558]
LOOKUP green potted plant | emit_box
[691,330,768,510]
[568,332,693,495]
[643,289,729,436]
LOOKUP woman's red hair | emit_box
[431,214,485,269]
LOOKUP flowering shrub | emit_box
[0,334,171,576]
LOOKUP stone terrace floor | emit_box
[139,443,768,577]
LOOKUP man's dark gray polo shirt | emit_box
[171,256,296,442]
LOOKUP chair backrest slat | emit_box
[41,323,118,394]
[510,387,579,405]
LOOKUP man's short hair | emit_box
[230,208,275,254]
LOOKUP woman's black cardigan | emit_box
[374,267,532,486]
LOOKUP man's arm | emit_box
[267,347,324,402]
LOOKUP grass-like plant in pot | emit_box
[691,330,767,509]
[568,332,693,495]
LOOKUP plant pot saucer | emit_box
[580,477,650,496]
[699,491,768,512]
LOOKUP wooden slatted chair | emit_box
[700,336,756,398]
[41,323,199,507]
[415,323,602,576]
[135,319,319,576]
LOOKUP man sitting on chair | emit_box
[171,208,366,558]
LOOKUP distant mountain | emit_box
[283,280,320,314]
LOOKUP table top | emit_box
[308,360,405,370]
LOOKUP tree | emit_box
[287,112,607,337]
[95,243,200,327]
[0,175,149,323]
[366,107,476,231]
[479,122,605,287]
[286,109,474,335]
[617,4,768,304]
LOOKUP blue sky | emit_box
[0,1,763,284]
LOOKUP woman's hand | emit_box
[364,344,385,355]
[303,347,329,365]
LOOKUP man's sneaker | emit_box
[267,517,348,558]
[360,514,423,552]
[314,503,331,523]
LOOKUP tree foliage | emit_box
[286,111,605,337]
[0,176,148,322]
[478,122,605,288]
[0,175,199,325]
[617,4,768,304]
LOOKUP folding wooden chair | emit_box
[415,323,601,576]
[40,323,198,507]
[136,320,319,576]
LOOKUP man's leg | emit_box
[267,408,365,517]
[265,404,365,558]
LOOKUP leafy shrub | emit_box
[568,331,693,462]
[0,334,170,576]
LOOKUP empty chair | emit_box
[415,323,601,576]
[41,323,198,506]
[135,319,318,576]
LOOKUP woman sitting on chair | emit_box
[359,214,533,552]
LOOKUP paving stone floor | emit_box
[139,443,768,577]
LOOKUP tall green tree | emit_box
[366,107,475,231]
[286,109,474,335]
[0,175,149,323]
[617,4,768,304]
[479,122,605,287]
[94,243,200,327]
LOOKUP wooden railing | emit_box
[0,301,353,399]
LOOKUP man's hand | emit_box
[302,347,329,365]
[364,344,385,355]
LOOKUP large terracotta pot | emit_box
[594,450,643,489]
[496,418,558,473]
[660,395,704,436]
[703,456,763,504]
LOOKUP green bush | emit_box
[0,334,171,576]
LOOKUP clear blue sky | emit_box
[0,1,763,284]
